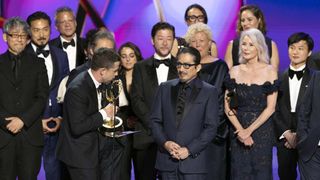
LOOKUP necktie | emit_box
[176,83,188,127]
[62,39,75,49]
[98,84,107,107]
[12,55,20,80]
[154,58,170,68]
[36,47,50,58]
[288,68,305,80]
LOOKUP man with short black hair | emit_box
[151,47,219,180]
[131,22,178,180]
[26,11,70,180]
[274,32,315,180]
[56,48,120,180]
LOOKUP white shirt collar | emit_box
[31,43,49,52]
[88,69,101,89]
[289,64,306,71]
[60,34,77,44]
[154,53,171,60]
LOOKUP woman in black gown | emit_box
[224,5,279,70]
[185,22,229,180]
[117,42,143,180]
[224,28,278,180]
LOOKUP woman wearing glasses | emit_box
[224,5,279,70]
[171,4,218,58]
[224,28,278,180]
[185,22,229,180]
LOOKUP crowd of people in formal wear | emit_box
[0,3,320,180]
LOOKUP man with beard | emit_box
[0,17,49,180]
[26,11,70,180]
[50,6,86,71]
[131,22,178,180]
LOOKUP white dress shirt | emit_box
[289,64,305,113]
[88,69,108,121]
[60,35,77,71]
[154,53,171,85]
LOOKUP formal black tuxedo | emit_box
[49,35,86,68]
[297,71,320,179]
[150,78,219,175]
[56,71,104,170]
[25,44,70,118]
[273,67,313,180]
[130,56,178,180]
[25,44,70,180]
[0,50,49,179]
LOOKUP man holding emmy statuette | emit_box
[56,48,120,180]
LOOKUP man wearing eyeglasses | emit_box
[0,17,49,179]
[150,47,219,180]
[50,6,86,71]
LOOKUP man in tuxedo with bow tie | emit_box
[0,17,49,180]
[273,32,315,180]
[49,6,86,71]
[26,11,70,180]
[56,48,120,180]
[150,47,219,180]
[131,22,178,180]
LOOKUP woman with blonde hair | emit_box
[225,28,278,180]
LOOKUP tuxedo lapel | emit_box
[282,71,291,111]
[49,47,60,90]
[296,68,311,108]
[146,58,159,88]
[167,57,178,80]
[171,82,179,122]
[182,79,202,121]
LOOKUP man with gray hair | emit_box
[0,17,49,179]
[67,29,116,86]
[50,6,86,71]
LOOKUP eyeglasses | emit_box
[6,33,28,40]
[176,62,198,69]
[187,15,205,22]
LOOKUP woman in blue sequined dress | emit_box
[224,28,278,180]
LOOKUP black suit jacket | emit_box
[297,71,320,162]
[25,44,69,119]
[274,67,313,138]
[130,56,178,149]
[56,71,104,168]
[49,36,86,68]
[0,50,49,148]
[66,60,91,87]
[150,78,219,173]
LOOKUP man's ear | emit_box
[3,33,8,42]
[308,51,312,57]
[151,38,154,46]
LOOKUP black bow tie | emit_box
[62,39,75,49]
[36,47,50,58]
[154,58,170,68]
[288,68,305,80]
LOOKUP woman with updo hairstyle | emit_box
[224,5,279,70]
[117,42,143,180]
[185,22,230,180]
[224,28,278,180]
